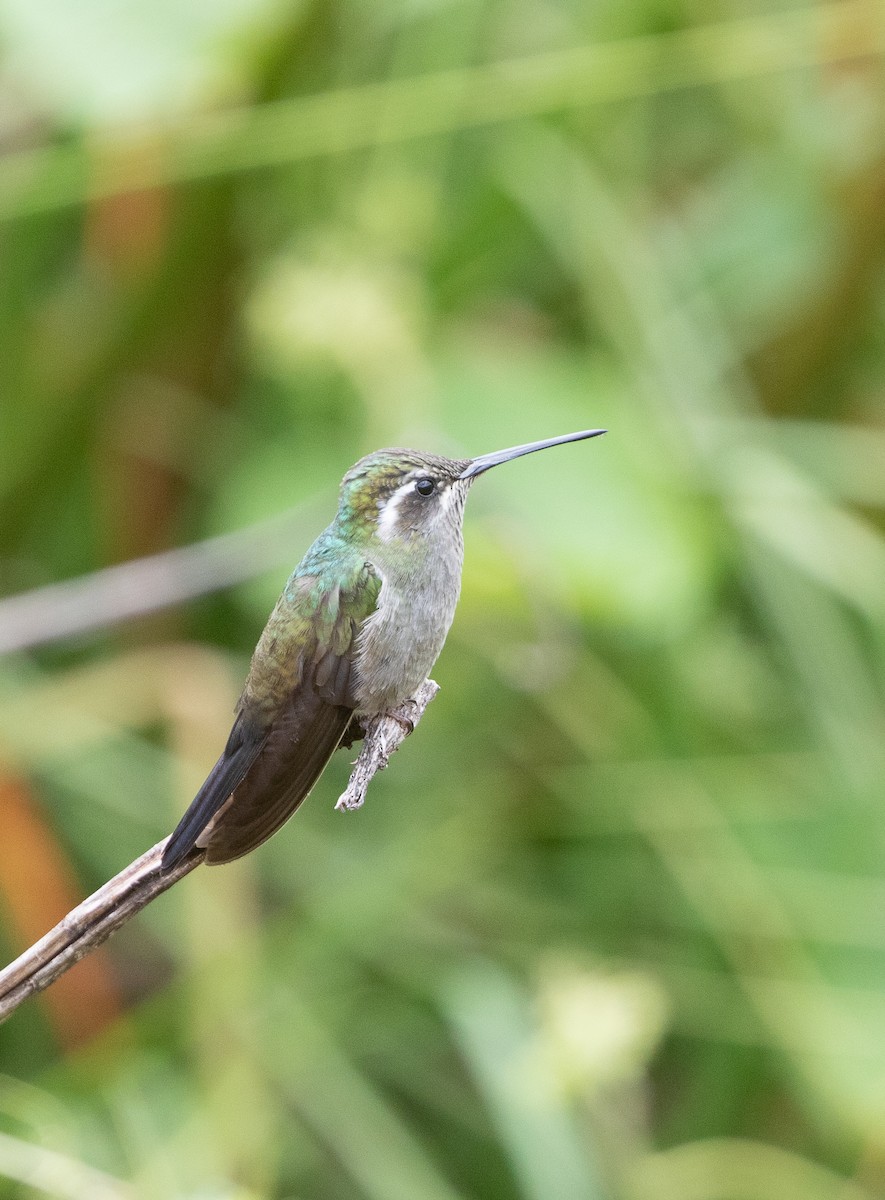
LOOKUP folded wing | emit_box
[162,560,381,868]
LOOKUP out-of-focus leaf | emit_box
[0,0,290,122]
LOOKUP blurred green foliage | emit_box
[1,0,885,1196]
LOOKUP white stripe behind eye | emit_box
[376,479,417,541]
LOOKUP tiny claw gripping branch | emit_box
[335,679,439,811]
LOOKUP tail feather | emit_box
[161,717,266,870]
[203,696,352,864]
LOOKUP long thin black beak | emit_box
[459,428,606,480]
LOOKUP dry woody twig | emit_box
[0,681,438,1023]
[336,679,438,811]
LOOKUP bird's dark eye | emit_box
[415,477,435,496]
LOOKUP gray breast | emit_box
[354,543,463,713]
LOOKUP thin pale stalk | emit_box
[0,683,438,1023]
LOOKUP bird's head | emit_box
[337,449,470,544]
[336,430,606,544]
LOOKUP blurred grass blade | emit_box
[0,1130,134,1200]
[631,1137,877,1200]
[262,1000,468,1200]
[0,1,881,221]
[0,500,325,655]
[444,963,610,1200]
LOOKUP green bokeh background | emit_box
[1,1,885,1197]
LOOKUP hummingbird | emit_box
[161,429,605,869]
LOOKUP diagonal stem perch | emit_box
[0,681,438,1024]
[0,842,204,1023]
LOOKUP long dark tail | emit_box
[161,715,266,870]
[202,698,353,864]
[162,695,356,870]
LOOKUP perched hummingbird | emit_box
[162,429,605,869]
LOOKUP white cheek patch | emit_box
[376,480,417,541]
[441,483,460,513]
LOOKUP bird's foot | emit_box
[381,702,417,738]
[335,680,439,812]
